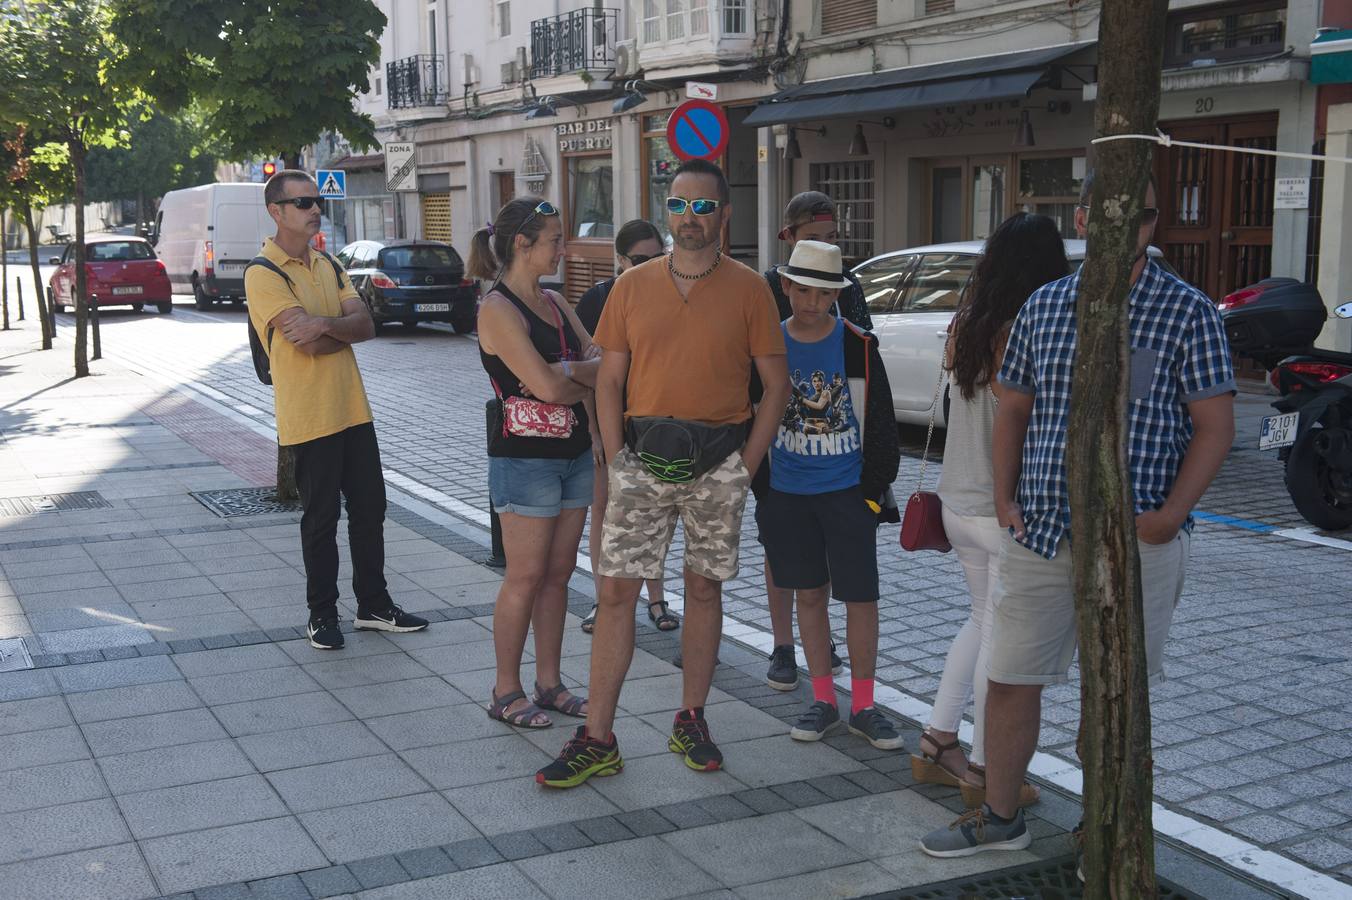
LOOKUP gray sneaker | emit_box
[848,706,905,750]
[789,701,841,742]
[920,806,1031,858]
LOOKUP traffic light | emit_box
[262,161,277,178]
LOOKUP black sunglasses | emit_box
[623,253,657,266]
[276,196,325,211]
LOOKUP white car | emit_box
[853,239,1172,426]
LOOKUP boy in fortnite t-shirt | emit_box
[756,240,903,749]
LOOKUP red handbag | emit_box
[899,353,952,553]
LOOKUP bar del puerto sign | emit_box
[557,118,613,153]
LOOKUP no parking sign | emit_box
[665,99,730,162]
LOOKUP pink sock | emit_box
[811,675,836,706]
[851,677,874,715]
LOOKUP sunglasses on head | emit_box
[276,196,324,211]
[509,200,560,245]
[666,197,721,216]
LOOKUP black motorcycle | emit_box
[1220,277,1352,530]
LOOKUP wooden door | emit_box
[495,172,515,212]
[1154,114,1277,301]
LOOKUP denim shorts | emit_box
[488,449,594,518]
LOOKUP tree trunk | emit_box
[71,138,89,378]
[20,205,51,350]
[282,151,302,170]
[276,443,298,504]
[1,208,9,331]
[1069,1,1170,896]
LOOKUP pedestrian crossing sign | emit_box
[316,169,346,200]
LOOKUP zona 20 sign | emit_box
[665,99,730,162]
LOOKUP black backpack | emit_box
[244,251,347,385]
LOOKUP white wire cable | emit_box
[1091,129,1352,166]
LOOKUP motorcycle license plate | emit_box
[415,303,449,313]
[1258,412,1299,450]
[111,286,143,296]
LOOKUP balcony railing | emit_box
[530,8,617,80]
[386,54,447,109]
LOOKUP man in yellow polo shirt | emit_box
[245,170,429,650]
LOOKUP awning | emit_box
[743,42,1094,127]
[1312,29,1352,85]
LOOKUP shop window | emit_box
[821,0,876,36]
[1017,155,1084,239]
[567,156,614,239]
[810,161,875,265]
[1164,1,1285,68]
[643,114,680,243]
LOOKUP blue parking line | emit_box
[1192,511,1279,534]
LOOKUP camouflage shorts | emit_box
[597,446,752,582]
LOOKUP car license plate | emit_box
[415,303,449,313]
[1259,412,1299,450]
[111,286,143,296]
[217,261,245,273]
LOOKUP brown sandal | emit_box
[910,731,967,787]
[487,689,552,729]
[959,762,1041,809]
[534,682,588,718]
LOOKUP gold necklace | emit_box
[668,250,721,281]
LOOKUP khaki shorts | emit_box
[987,531,1190,686]
[597,446,751,582]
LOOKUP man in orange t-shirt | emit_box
[538,159,789,788]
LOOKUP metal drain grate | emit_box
[873,856,1206,900]
[0,638,33,673]
[190,487,302,518]
[0,491,111,517]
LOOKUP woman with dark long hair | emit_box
[911,212,1068,808]
[574,219,677,634]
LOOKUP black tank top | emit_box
[480,283,591,459]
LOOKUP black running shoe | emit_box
[829,639,844,675]
[669,707,723,771]
[536,725,623,788]
[766,644,799,691]
[354,604,429,633]
[306,615,344,650]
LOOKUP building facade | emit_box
[350,0,1332,326]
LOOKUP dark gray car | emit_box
[337,239,478,333]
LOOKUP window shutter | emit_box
[821,0,876,35]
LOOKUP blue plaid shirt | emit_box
[998,260,1236,559]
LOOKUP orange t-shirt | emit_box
[594,255,786,426]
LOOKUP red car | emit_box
[48,237,173,314]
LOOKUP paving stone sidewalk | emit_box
[0,311,1313,898]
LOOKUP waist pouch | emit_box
[625,417,748,483]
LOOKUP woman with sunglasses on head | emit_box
[574,219,677,635]
[469,198,602,730]
[911,212,1066,808]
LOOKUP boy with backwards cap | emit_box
[758,240,903,748]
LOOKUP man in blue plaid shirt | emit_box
[922,175,1236,858]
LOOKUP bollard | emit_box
[484,399,506,569]
[15,277,22,321]
[90,298,101,360]
[486,501,506,569]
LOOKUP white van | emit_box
[153,183,272,309]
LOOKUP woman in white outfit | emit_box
[912,212,1068,808]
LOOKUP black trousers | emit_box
[292,422,388,618]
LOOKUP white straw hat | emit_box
[776,240,850,290]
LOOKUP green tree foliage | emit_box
[110,0,387,160]
[0,0,138,375]
[0,127,74,349]
[85,106,221,224]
